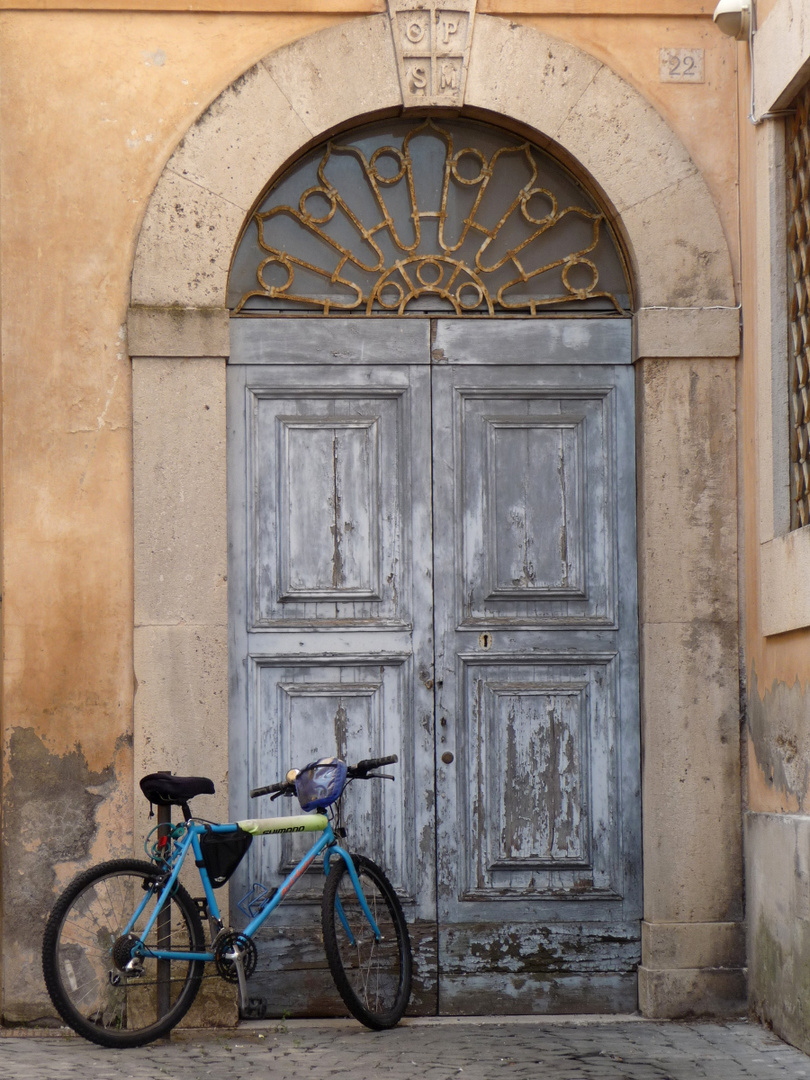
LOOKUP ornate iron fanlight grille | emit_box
[228,119,630,316]
[788,84,810,529]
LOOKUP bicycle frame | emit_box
[128,816,382,965]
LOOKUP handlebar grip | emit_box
[250,780,289,798]
[353,754,398,774]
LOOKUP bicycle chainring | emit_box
[214,932,258,983]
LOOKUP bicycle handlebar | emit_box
[249,780,290,799]
[249,754,398,799]
[349,754,398,777]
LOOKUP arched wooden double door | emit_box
[226,119,641,1016]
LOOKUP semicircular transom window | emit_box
[228,118,631,316]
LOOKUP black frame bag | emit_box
[199,829,253,889]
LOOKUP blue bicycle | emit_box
[41,755,412,1048]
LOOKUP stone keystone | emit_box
[387,0,477,108]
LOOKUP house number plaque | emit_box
[388,0,477,108]
[659,48,705,84]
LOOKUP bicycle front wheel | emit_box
[321,853,412,1029]
[42,859,205,1048]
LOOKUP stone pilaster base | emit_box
[638,920,746,1018]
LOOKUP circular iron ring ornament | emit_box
[370,255,492,315]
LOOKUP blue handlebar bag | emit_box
[295,758,348,811]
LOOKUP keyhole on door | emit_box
[479,632,493,650]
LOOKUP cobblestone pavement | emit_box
[1,1017,809,1080]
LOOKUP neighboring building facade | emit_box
[1,0,802,1047]
[741,0,810,1054]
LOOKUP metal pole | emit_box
[156,804,171,1024]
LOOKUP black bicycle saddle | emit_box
[140,771,215,807]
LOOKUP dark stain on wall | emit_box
[748,668,810,807]
[746,814,810,1056]
[2,726,132,952]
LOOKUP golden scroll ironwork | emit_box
[231,119,627,316]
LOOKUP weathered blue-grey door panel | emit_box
[431,354,640,1012]
[248,371,415,627]
[228,318,640,1017]
[228,345,437,1015]
[443,378,617,626]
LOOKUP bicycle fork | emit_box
[323,846,383,944]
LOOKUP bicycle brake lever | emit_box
[364,772,395,781]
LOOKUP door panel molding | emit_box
[248,652,413,901]
[457,652,623,903]
[447,375,619,629]
[246,370,423,630]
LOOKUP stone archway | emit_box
[128,13,744,1018]
[131,15,734,315]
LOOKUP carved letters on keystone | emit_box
[387,0,477,108]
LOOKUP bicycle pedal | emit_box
[241,997,267,1020]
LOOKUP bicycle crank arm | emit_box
[225,943,250,1012]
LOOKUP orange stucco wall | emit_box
[0,0,740,1019]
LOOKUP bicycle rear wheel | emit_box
[42,859,205,1048]
[321,853,412,1029]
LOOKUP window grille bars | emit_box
[787,84,810,529]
